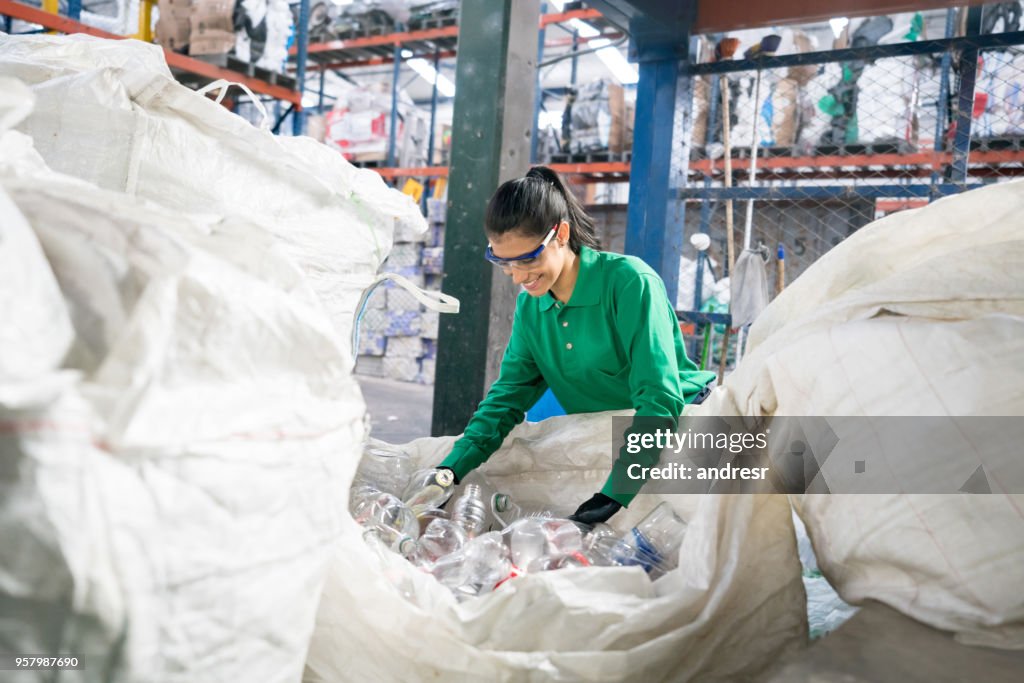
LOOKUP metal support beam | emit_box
[624,19,696,306]
[292,0,310,135]
[676,183,975,201]
[931,8,956,194]
[432,0,541,437]
[951,5,983,184]
[387,43,402,167]
[424,46,441,214]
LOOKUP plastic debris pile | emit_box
[350,444,689,600]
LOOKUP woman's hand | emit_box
[569,493,622,526]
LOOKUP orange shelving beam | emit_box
[0,0,302,106]
[298,7,605,58]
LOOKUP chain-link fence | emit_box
[676,6,1024,372]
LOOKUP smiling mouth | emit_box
[522,276,542,291]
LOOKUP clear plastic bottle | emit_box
[612,502,687,579]
[506,518,548,571]
[544,519,583,556]
[462,531,512,596]
[402,468,456,515]
[451,484,488,538]
[581,522,620,567]
[352,490,419,540]
[354,444,414,496]
[364,525,417,559]
[415,517,467,566]
[490,493,555,528]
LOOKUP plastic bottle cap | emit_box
[493,493,510,513]
[435,469,454,487]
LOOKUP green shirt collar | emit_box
[540,246,602,311]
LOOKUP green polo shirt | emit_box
[441,246,717,506]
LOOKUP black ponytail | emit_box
[484,165,601,254]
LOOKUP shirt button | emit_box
[562,321,569,327]
[555,303,561,309]
[566,343,573,350]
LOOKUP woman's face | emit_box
[487,222,571,297]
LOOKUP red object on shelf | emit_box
[0,0,302,107]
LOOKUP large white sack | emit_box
[0,78,73,380]
[705,179,1024,648]
[0,33,426,350]
[306,412,807,683]
[0,82,366,681]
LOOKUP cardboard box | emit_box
[155,0,191,51]
[156,15,191,52]
[608,82,626,153]
[189,30,235,56]
[189,0,234,56]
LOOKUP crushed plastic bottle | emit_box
[611,502,687,579]
[430,531,511,600]
[415,517,467,566]
[580,522,620,567]
[507,518,548,571]
[352,490,419,541]
[402,468,456,515]
[450,484,488,538]
[462,531,512,596]
[354,444,415,496]
[491,493,555,528]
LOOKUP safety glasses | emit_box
[484,225,558,269]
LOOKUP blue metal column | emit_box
[67,0,82,21]
[292,0,311,136]
[950,6,983,183]
[623,8,695,307]
[423,47,441,213]
[930,8,956,194]
[387,42,403,167]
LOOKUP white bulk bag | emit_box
[305,411,807,683]
[0,34,426,349]
[0,80,366,681]
[713,179,1024,648]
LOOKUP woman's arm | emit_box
[600,273,687,506]
[440,301,548,481]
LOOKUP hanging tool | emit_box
[735,34,781,366]
[713,36,739,382]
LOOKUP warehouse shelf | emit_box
[292,7,612,71]
[355,148,1024,185]
[0,0,302,105]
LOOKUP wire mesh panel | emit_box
[676,7,1024,372]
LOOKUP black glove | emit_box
[569,493,622,526]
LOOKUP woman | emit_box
[439,166,717,525]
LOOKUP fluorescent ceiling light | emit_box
[407,57,456,97]
[401,48,413,58]
[552,2,638,84]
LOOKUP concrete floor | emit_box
[356,376,434,444]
